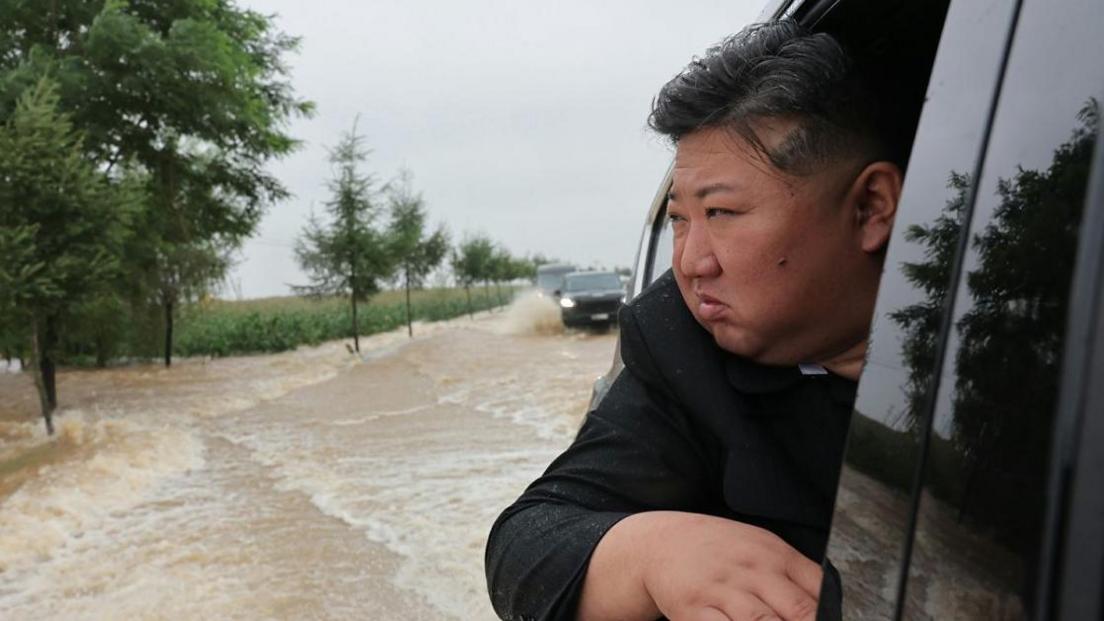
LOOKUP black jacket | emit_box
[485,271,856,621]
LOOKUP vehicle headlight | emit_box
[559,297,576,308]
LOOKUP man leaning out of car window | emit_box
[486,20,907,621]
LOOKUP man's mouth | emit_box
[696,292,727,321]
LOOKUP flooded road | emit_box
[0,296,617,620]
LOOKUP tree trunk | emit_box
[43,315,58,410]
[163,297,174,367]
[465,285,473,319]
[405,269,413,338]
[351,295,361,353]
[30,319,55,435]
[495,281,503,308]
[95,334,108,368]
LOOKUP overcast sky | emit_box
[228,0,763,298]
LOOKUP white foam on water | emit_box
[327,404,434,426]
[224,314,611,618]
[206,341,599,618]
[443,360,598,441]
[0,411,205,575]
[224,422,562,620]
[0,417,46,463]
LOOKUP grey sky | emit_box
[229,0,763,298]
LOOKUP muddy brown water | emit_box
[0,296,615,620]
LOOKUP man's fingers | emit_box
[752,577,818,621]
[717,592,783,621]
[688,605,734,621]
[785,554,824,601]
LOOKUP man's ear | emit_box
[847,161,903,253]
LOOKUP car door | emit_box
[816,0,1020,617]
[891,0,1104,618]
[821,0,1104,618]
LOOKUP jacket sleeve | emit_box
[484,305,719,621]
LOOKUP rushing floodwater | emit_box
[0,294,616,620]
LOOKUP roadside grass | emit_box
[175,286,520,357]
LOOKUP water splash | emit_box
[495,291,564,336]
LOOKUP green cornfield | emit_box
[174,286,518,358]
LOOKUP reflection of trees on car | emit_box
[891,101,1098,560]
[890,171,971,434]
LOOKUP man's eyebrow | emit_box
[667,182,740,202]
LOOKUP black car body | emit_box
[592,0,1104,618]
[557,271,625,329]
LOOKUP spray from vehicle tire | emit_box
[498,290,565,336]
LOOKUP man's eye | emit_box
[705,208,738,218]
[667,213,687,226]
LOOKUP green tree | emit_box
[0,78,135,433]
[0,0,314,367]
[386,173,449,338]
[294,122,390,353]
[451,235,495,319]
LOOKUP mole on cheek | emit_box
[776,257,788,267]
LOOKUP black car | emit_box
[593,0,1104,618]
[556,271,625,329]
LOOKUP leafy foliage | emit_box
[0,79,133,314]
[0,0,314,368]
[0,76,137,430]
[451,235,495,289]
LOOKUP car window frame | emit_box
[884,2,1025,616]
[1047,124,1104,621]
[628,165,674,300]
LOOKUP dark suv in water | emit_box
[556,271,625,329]
[594,0,1104,618]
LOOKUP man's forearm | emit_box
[576,512,668,621]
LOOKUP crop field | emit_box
[175,285,520,357]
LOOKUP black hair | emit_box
[649,20,901,175]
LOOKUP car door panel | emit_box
[898,0,1104,618]
[818,0,1019,618]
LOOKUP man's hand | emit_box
[642,512,822,621]
[578,511,822,621]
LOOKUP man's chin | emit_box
[707,324,763,360]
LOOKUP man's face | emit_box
[667,124,880,366]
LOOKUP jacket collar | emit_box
[723,354,804,395]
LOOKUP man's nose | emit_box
[679,221,721,279]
